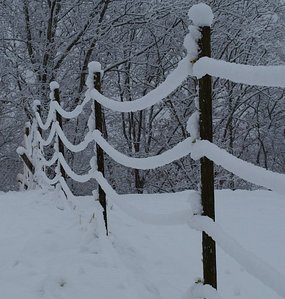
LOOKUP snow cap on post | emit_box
[49,81,60,91]
[32,100,41,113]
[88,61,103,75]
[188,3,214,27]
[24,121,31,129]
[86,61,103,89]
[16,146,26,155]
[49,81,59,101]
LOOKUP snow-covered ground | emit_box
[0,189,284,299]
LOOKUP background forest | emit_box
[1,0,285,194]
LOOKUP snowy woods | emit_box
[1,0,285,193]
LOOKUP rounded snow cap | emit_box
[16,146,26,155]
[32,100,41,112]
[33,100,41,107]
[88,61,103,75]
[49,81,60,91]
[188,3,214,27]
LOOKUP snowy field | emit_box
[0,189,284,299]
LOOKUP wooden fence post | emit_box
[17,124,35,189]
[19,152,35,176]
[94,71,108,235]
[198,26,217,289]
[20,123,35,189]
[33,100,42,136]
[25,123,30,140]
[53,86,67,180]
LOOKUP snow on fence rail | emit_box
[17,3,285,299]
[193,57,285,88]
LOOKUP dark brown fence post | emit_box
[94,71,108,235]
[19,123,35,186]
[19,152,35,176]
[198,26,217,289]
[53,86,67,180]
[33,100,42,136]
[17,124,35,189]
[25,123,30,139]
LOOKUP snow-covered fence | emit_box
[16,64,110,232]
[16,4,201,233]
[16,2,285,297]
[86,3,285,298]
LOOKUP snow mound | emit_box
[88,61,103,74]
[188,3,214,27]
[49,81,60,91]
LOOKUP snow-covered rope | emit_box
[194,57,285,88]
[38,121,285,194]
[40,171,61,186]
[34,97,285,195]
[94,131,195,169]
[40,152,59,167]
[38,122,94,153]
[189,215,285,299]
[39,155,116,203]
[57,153,92,183]
[88,24,201,113]
[192,140,285,194]
[39,151,113,193]
[37,121,57,146]
[38,121,195,170]
[34,90,93,131]
[90,132,285,194]
[89,56,192,112]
